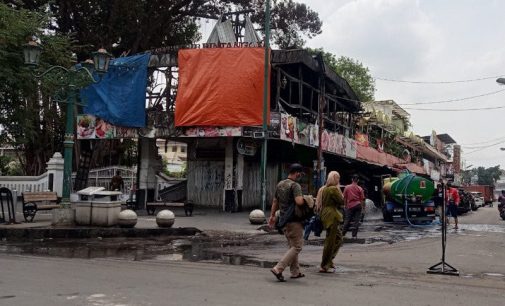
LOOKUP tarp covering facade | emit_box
[175,48,269,127]
[81,53,150,128]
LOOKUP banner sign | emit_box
[77,114,138,139]
[280,113,356,159]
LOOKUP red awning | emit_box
[356,144,426,175]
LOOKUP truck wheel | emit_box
[382,208,393,222]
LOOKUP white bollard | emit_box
[118,209,137,228]
[249,209,266,224]
[156,209,175,228]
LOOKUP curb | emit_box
[0,227,202,240]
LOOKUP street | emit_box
[1,205,504,306]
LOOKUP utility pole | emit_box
[260,0,271,212]
[316,53,326,189]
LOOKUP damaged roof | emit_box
[271,49,361,111]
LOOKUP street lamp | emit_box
[23,39,111,209]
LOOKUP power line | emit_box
[461,136,505,146]
[463,139,505,150]
[465,140,505,155]
[398,89,505,105]
[375,75,505,84]
[403,105,505,111]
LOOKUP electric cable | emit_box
[462,139,505,149]
[464,140,505,155]
[398,89,505,105]
[460,135,505,146]
[375,75,505,84]
[403,105,505,111]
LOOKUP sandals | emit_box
[271,268,286,282]
[319,268,336,273]
[290,273,305,279]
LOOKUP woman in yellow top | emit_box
[315,171,344,273]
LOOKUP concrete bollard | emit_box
[249,209,266,224]
[118,209,137,228]
[156,209,175,228]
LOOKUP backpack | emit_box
[275,182,314,233]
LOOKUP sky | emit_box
[301,0,505,168]
[198,0,505,169]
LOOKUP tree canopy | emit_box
[217,0,322,49]
[0,3,73,175]
[461,165,502,186]
[308,48,376,102]
[8,0,322,58]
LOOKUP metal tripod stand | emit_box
[427,182,459,276]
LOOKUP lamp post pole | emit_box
[260,0,271,212]
[23,42,111,208]
[61,88,76,206]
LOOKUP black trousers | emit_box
[342,205,363,238]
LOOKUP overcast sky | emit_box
[301,0,505,168]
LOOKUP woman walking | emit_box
[316,171,345,273]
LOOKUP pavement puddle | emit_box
[1,222,503,269]
[0,235,280,268]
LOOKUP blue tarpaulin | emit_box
[81,53,150,128]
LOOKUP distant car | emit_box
[470,191,484,209]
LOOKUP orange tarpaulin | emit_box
[175,48,270,127]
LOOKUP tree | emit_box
[462,166,501,186]
[0,3,74,175]
[6,0,205,58]
[308,48,376,102]
[477,165,502,186]
[10,0,322,57]
[216,0,322,49]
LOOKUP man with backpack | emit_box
[268,163,306,282]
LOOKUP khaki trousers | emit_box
[274,222,304,275]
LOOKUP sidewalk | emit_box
[0,207,268,240]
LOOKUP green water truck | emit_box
[381,171,436,223]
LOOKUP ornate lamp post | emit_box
[23,40,111,209]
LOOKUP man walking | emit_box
[342,175,365,239]
[445,183,460,229]
[268,163,306,282]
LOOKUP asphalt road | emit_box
[1,205,504,306]
[459,203,502,225]
[1,251,504,306]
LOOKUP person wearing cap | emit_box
[342,174,365,239]
[268,163,306,282]
[445,182,460,229]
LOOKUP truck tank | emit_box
[382,172,436,223]
[383,172,435,203]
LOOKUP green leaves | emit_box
[307,48,376,102]
[0,3,73,175]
